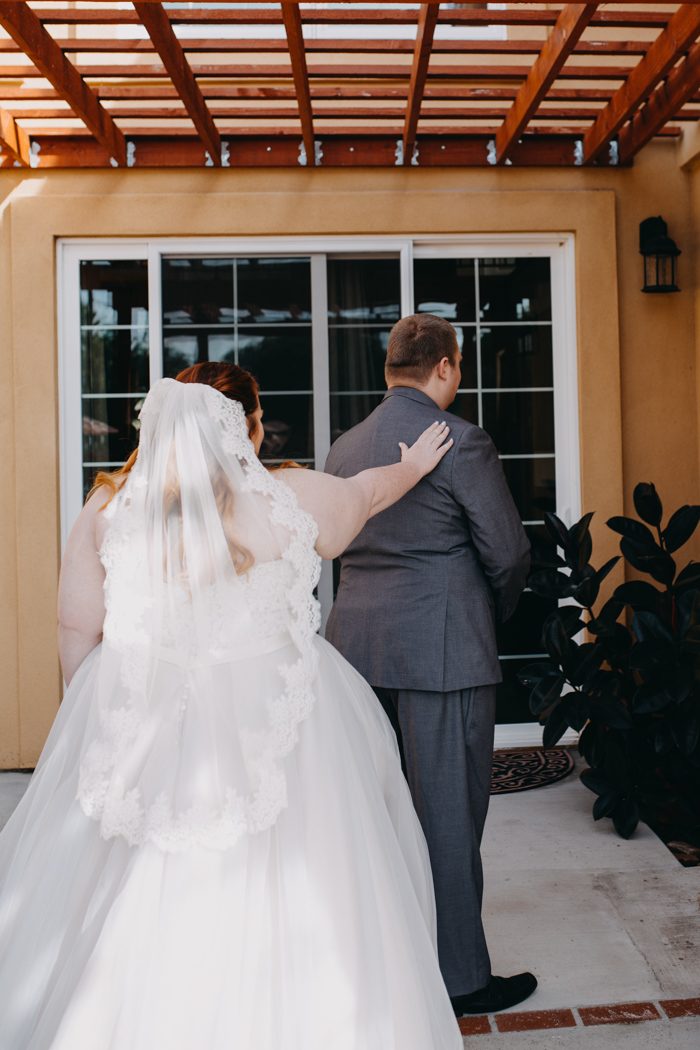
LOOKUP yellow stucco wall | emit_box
[0,140,698,767]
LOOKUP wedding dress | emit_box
[0,379,462,1050]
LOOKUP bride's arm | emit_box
[57,489,109,684]
[278,422,452,560]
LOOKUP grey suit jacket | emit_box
[324,387,531,692]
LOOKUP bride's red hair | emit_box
[89,362,260,503]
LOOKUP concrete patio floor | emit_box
[476,756,700,1047]
[1,759,698,1048]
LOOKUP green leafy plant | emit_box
[519,483,700,842]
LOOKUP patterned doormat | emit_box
[490,747,575,795]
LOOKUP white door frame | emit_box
[58,234,580,747]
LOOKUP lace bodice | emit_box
[158,559,299,665]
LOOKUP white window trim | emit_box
[58,233,580,748]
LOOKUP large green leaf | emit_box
[607,516,658,549]
[593,791,622,821]
[580,766,614,796]
[663,506,700,554]
[633,483,663,528]
[613,580,663,613]
[675,561,700,593]
[543,511,570,551]
[528,570,578,600]
[612,797,639,839]
[530,673,566,717]
[620,539,676,587]
[543,702,571,748]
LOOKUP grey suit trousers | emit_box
[373,685,496,999]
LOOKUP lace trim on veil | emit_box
[77,381,322,852]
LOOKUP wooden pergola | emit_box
[1,1,700,169]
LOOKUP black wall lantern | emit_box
[639,216,681,293]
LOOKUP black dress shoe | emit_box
[451,973,538,1016]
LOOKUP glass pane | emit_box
[162,328,236,376]
[447,391,479,426]
[480,325,553,389]
[452,326,477,389]
[497,591,556,656]
[237,328,312,392]
[328,258,401,324]
[501,458,556,520]
[413,258,476,322]
[236,257,311,323]
[162,258,234,325]
[329,328,391,393]
[81,328,149,395]
[80,260,148,327]
[82,397,142,464]
[478,257,551,322]
[482,392,554,454]
[330,393,383,444]
[496,658,538,725]
[259,394,313,462]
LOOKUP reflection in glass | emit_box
[330,393,384,443]
[496,658,539,725]
[327,258,400,323]
[478,257,551,322]
[500,458,556,520]
[482,391,554,454]
[413,258,476,322]
[237,257,311,323]
[81,328,149,395]
[80,260,148,327]
[258,394,313,463]
[480,326,553,389]
[163,329,236,376]
[82,397,142,464]
[497,591,557,655]
[162,258,235,326]
[329,328,391,393]
[448,392,479,426]
[237,328,312,392]
[453,326,477,389]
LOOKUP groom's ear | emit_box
[435,356,452,380]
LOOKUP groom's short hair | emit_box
[385,313,458,383]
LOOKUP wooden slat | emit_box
[0,61,637,80]
[618,41,700,162]
[0,104,30,165]
[30,7,672,30]
[494,3,598,164]
[0,1,126,164]
[403,3,440,160]
[133,2,220,163]
[0,37,653,57]
[583,3,700,163]
[280,1,314,164]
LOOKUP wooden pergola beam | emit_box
[618,41,700,163]
[493,3,598,165]
[0,1,126,165]
[133,2,220,164]
[403,3,440,160]
[0,61,638,81]
[280,1,315,165]
[0,37,654,57]
[583,3,700,164]
[31,7,671,30]
[0,105,30,165]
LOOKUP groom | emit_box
[324,313,536,1016]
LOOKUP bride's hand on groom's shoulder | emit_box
[399,421,453,479]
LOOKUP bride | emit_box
[0,362,463,1050]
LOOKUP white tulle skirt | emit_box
[0,636,462,1050]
